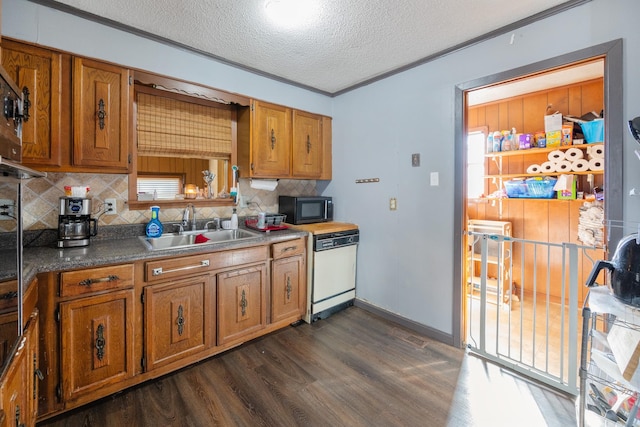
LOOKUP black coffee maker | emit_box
[57,197,97,248]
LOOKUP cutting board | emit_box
[286,221,358,235]
[607,322,640,381]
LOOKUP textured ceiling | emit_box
[45,0,586,95]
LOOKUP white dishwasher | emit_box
[305,228,359,323]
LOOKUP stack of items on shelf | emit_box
[525,146,604,174]
[577,202,604,247]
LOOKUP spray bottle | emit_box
[146,206,163,238]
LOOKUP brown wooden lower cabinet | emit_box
[59,289,135,403]
[217,264,267,346]
[143,274,212,371]
[0,309,39,427]
[36,238,307,422]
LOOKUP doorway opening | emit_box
[453,40,623,393]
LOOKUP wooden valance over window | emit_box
[136,92,233,159]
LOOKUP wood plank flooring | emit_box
[37,307,576,427]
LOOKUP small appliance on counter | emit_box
[57,197,97,248]
[278,195,333,224]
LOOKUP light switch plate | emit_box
[430,172,439,186]
[411,153,420,167]
[389,197,397,210]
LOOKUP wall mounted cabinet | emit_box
[72,57,131,171]
[1,40,63,167]
[238,100,332,180]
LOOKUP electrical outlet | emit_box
[239,195,249,209]
[105,198,117,215]
[0,199,15,220]
[389,197,397,211]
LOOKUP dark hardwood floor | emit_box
[37,307,576,427]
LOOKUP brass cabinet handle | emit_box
[306,135,311,153]
[152,259,210,276]
[240,289,247,316]
[286,276,292,300]
[79,275,119,287]
[176,305,185,336]
[270,128,276,150]
[95,323,106,361]
[97,98,106,130]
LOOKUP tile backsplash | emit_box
[14,173,317,232]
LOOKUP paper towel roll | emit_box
[249,179,279,191]
[541,161,556,173]
[589,158,604,171]
[548,150,566,161]
[571,159,589,172]
[588,145,605,159]
[565,147,584,161]
[526,164,541,174]
[554,160,573,173]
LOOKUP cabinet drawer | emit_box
[60,264,134,297]
[272,237,305,260]
[145,254,213,282]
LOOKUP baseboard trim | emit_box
[354,299,455,347]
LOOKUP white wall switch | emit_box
[430,172,439,186]
[389,197,397,210]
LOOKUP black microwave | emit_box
[279,196,333,224]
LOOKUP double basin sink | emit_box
[139,228,261,251]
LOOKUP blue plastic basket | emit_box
[504,177,557,199]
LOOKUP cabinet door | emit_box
[0,310,38,427]
[251,101,291,177]
[1,40,63,167]
[271,254,306,323]
[59,289,134,403]
[143,275,211,371]
[73,57,130,171]
[217,264,267,346]
[292,110,322,178]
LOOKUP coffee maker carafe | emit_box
[57,197,97,248]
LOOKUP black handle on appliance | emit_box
[90,218,98,237]
[585,259,615,287]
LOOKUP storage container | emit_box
[504,177,557,199]
[580,118,604,143]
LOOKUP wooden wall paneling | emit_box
[498,102,510,131]
[522,201,549,295]
[547,88,569,117]
[507,98,524,134]
[485,104,500,133]
[505,199,525,295]
[467,108,479,129]
[522,93,547,134]
[581,80,604,114]
[548,201,571,300]
[568,86,583,117]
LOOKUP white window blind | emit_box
[137,176,182,200]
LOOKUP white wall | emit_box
[2,0,332,116]
[326,0,640,336]
[5,0,640,340]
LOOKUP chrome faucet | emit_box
[182,203,196,231]
[204,218,221,231]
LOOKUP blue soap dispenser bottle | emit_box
[146,205,163,238]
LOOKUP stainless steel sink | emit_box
[139,229,260,251]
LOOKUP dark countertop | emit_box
[22,226,307,290]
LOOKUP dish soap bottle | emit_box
[146,205,163,238]
[230,208,238,230]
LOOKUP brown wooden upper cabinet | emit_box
[238,100,332,180]
[73,57,131,172]
[1,40,63,167]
